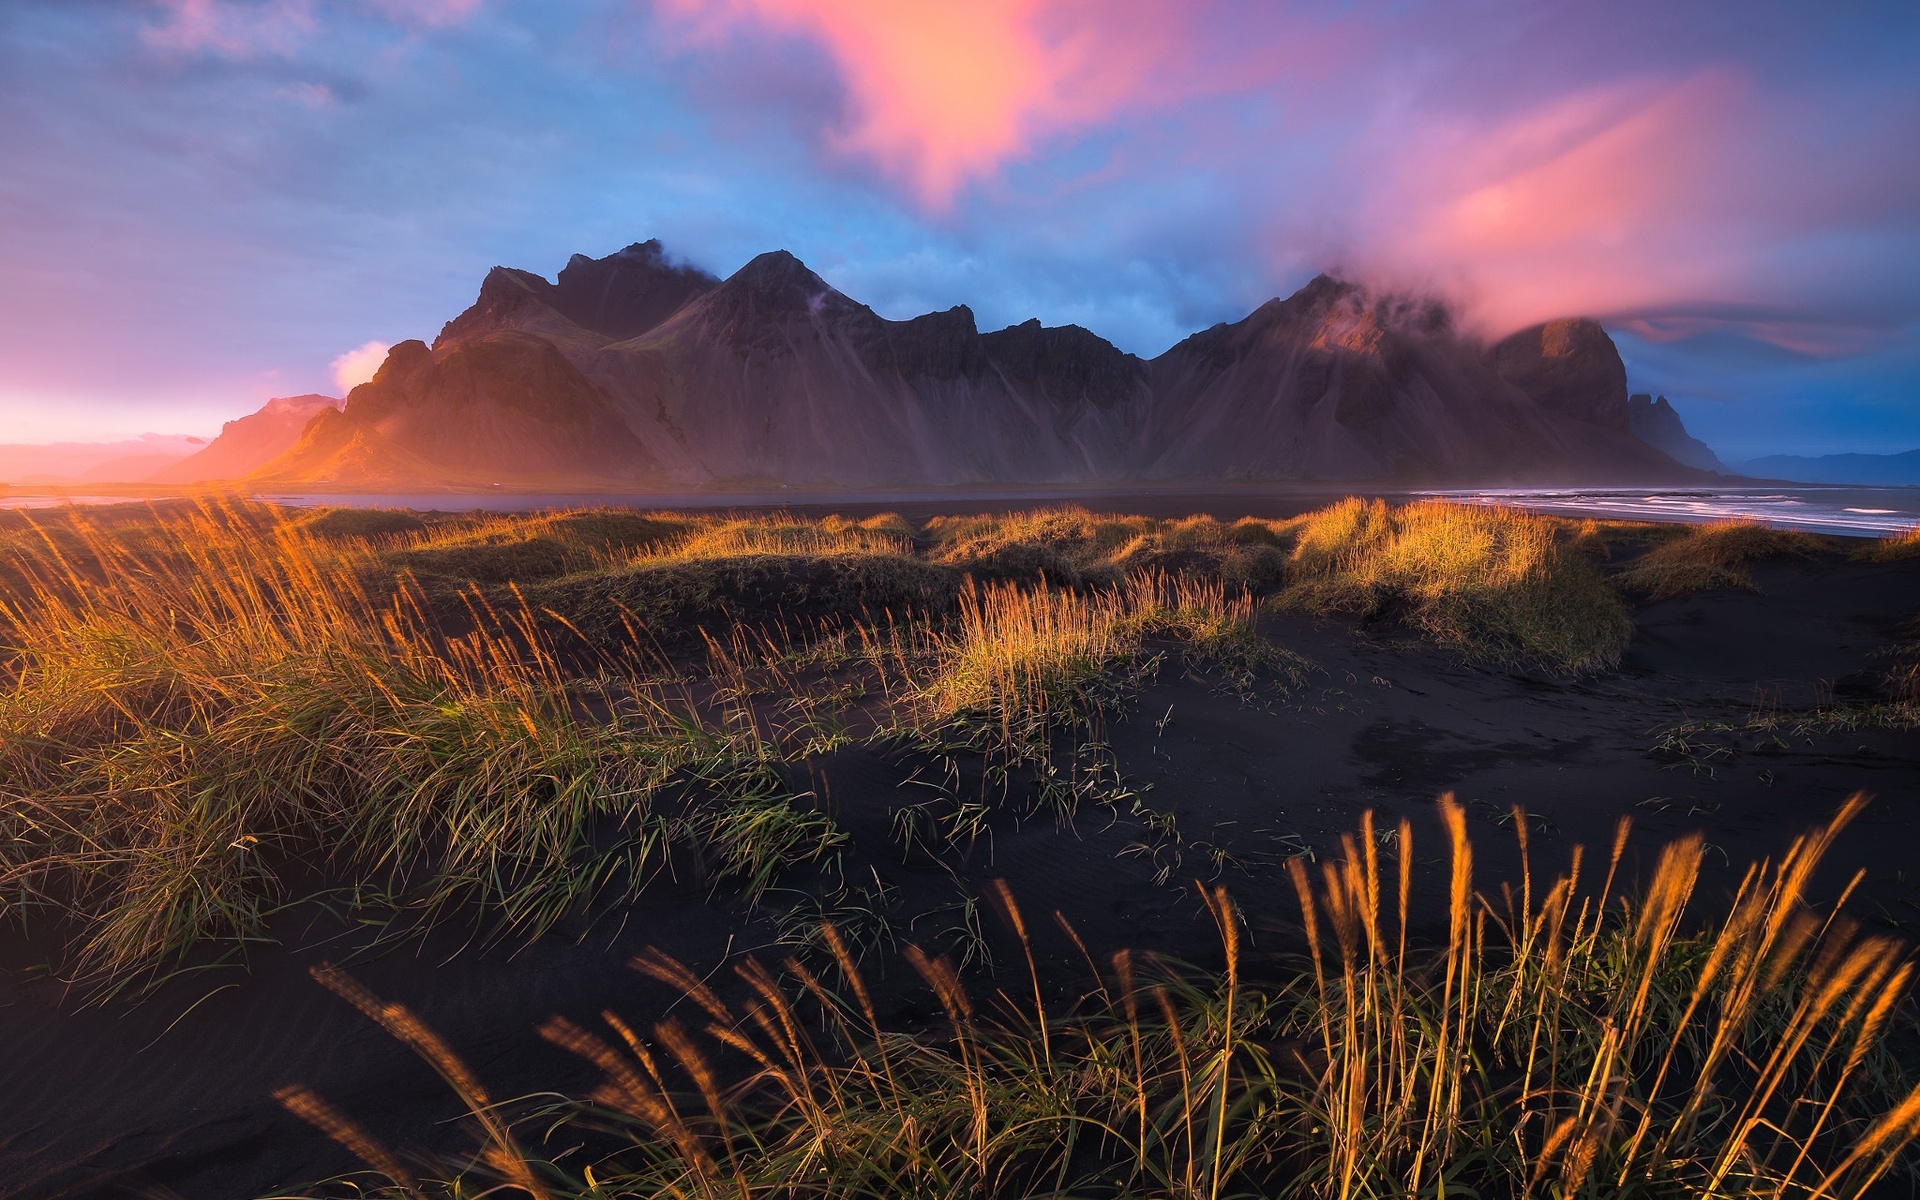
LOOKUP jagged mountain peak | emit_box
[552,241,717,340]
[1628,393,1727,472]
[257,393,340,417]
[717,250,850,308]
[146,392,342,484]
[1174,274,1458,370]
[1491,318,1630,432]
[664,249,874,343]
[437,241,717,347]
[565,239,670,271]
[261,237,1706,489]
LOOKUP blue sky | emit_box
[1,0,1916,459]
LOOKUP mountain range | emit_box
[1733,449,1920,487]
[240,240,1715,489]
[2,241,1738,491]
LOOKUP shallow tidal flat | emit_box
[3,498,1920,1198]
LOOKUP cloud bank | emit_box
[0,0,1914,456]
[666,1,1920,341]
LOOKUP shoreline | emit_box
[4,479,1918,537]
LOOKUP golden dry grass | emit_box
[1271,498,1631,672]
[656,514,911,562]
[382,510,908,588]
[385,509,695,583]
[1856,524,1920,564]
[0,505,1304,984]
[0,502,811,987]
[283,798,1920,1200]
[918,572,1285,733]
[1616,520,1834,599]
[9,497,1899,989]
[927,506,1289,590]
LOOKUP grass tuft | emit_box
[0,503,810,988]
[1856,523,1920,563]
[281,798,1920,1200]
[927,506,1290,590]
[661,515,912,562]
[1272,498,1631,673]
[1616,520,1834,598]
[916,572,1297,741]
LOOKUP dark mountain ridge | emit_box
[1734,448,1920,487]
[1628,393,1727,473]
[257,241,1710,488]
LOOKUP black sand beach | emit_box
[3,506,1919,1199]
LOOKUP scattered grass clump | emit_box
[1273,497,1630,673]
[297,507,430,540]
[916,572,1298,743]
[689,787,850,907]
[512,515,944,649]
[0,503,803,987]
[1857,523,1920,563]
[388,510,696,584]
[927,506,1290,590]
[282,797,1920,1200]
[660,515,911,561]
[536,553,961,650]
[1616,520,1834,598]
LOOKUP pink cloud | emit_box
[143,0,484,58]
[658,0,1187,206]
[654,2,1798,336]
[658,1,1904,346]
[144,0,318,59]
[1346,72,1761,335]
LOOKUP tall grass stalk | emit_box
[918,572,1270,739]
[0,502,761,985]
[285,798,1920,1199]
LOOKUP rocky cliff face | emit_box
[1491,319,1631,433]
[1140,278,1667,482]
[148,394,340,483]
[1627,394,1727,473]
[254,334,657,487]
[255,243,1702,488]
[435,240,717,348]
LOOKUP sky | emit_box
[1,1,1917,459]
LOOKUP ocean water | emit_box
[6,484,1917,537]
[1424,486,1920,537]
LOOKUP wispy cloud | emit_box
[143,0,318,59]
[142,0,484,59]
